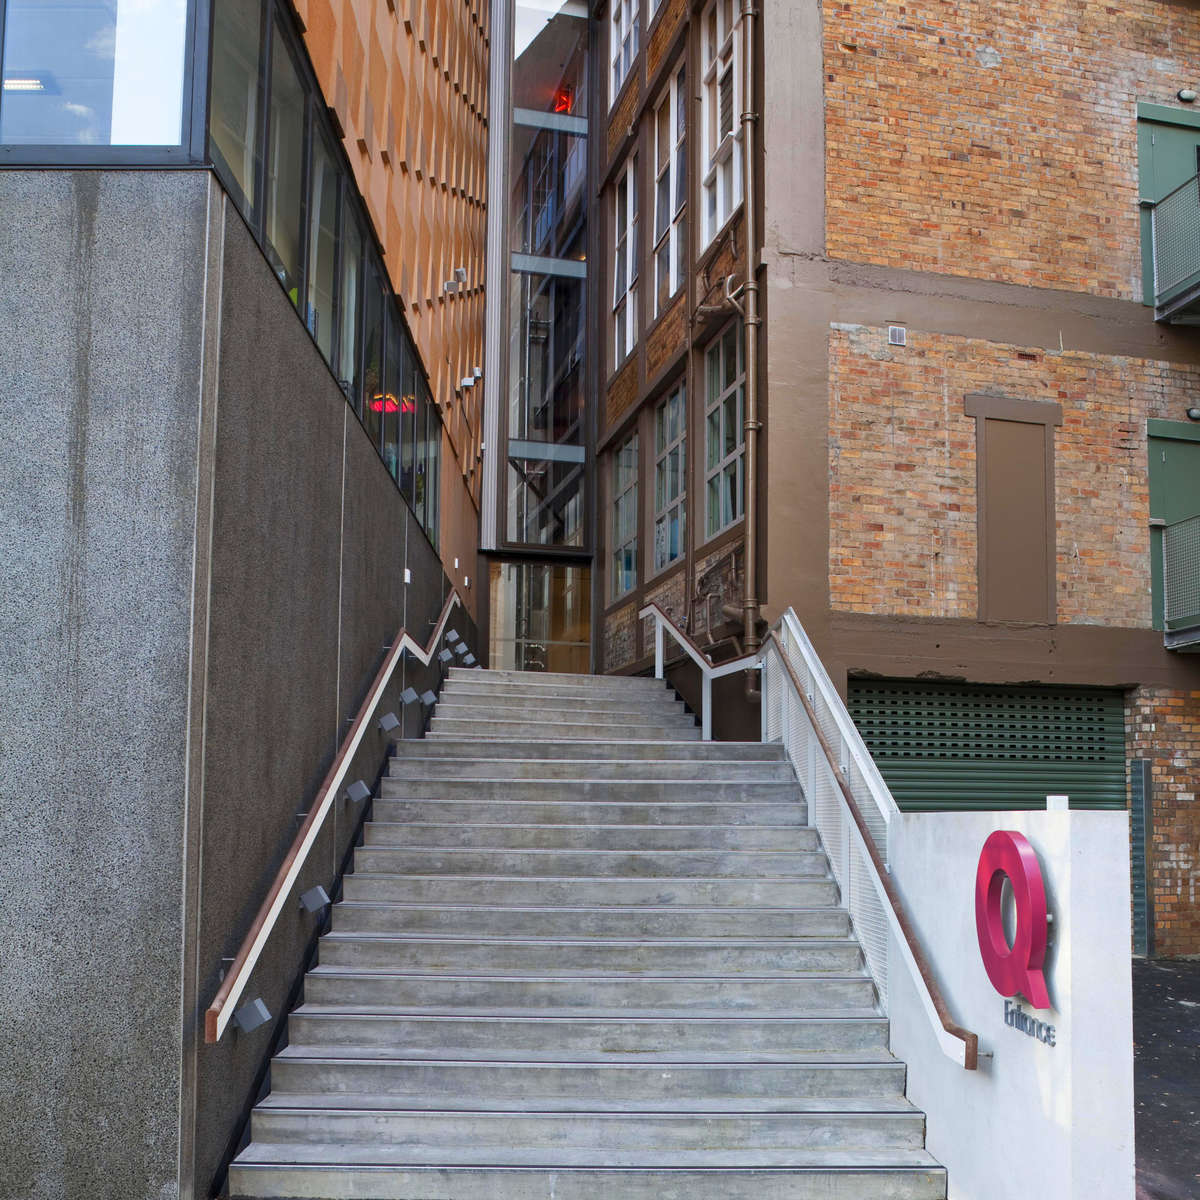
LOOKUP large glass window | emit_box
[654,383,686,571]
[704,321,745,537]
[208,0,263,207]
[0,0,188,146]
[509,271,585,445]
[489,561,592,674]
[513,0,588,118]
[612,432,639,597]
[382,313,403,481]
[361,268,385,451]
[306,130,340,362]
[511,124,587,259]
[337,214,363,407]
[507,449,585,547]
[613,155,638,368]
[610,0,639,102]
[700,0,742,246]
[653,64,686,316]
[264,20,306,305]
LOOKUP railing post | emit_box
[654,618,665,680]
[701,673,712,741]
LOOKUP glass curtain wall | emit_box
[506,0,589,549]
[206,0,441,548]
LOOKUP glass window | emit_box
[513,0,587,118]
[654,383,686,571]
[653,64,686,315]
[489,561,592,674]
[361,267,385,450]
[612,432,639,597]
[338,213,363,410]
[509,271,585,445]
[610,0,639,103]
[0,0,188,146]
[612,155,638,368]
[422,381,440,545]
[700,0,742,246]
[382,313,403,482]
[507,452,585,547]
[307,131,340,363]
[400,334,418,504]
[511,124,587,259]
[264,20,306,305]
[208,0,263,207]
[704,321,744,537]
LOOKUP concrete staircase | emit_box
[228,667,946,1199]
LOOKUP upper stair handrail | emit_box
[205,588,464,1043]
[759,616,979,1070]
[638,601,759,740]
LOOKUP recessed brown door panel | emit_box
[982,418,1051,623]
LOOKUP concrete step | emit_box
[428,717,701,740]
[250,1105,926,1151]
[376,780,798,802]
[301,970,878,1012]
[329,903,852,940]
[267,1055,908,1102]
[433,700,695,724]
[284,1011,888,1057]
[362,821,820,850]
[370,799,807,826]
[229,1159,947,1199]
[349,847,831,879]
[340,874,840,907]
[387,758,795,782]
[402,738,785,761]
[446,668,662,691]
[434,691,689,716]
[316,934,863,975]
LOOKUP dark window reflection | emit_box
[208,0,263,206]
[511,126,586,257]
[338,214,363,410]
[362,269,384,450]
[265,20,305,304]
[509,271,585,445]
[507,456,585,547]
[307,131,339,362]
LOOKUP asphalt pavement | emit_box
[1135,958,1200,1200]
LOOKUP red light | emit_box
[370,393,401,413]
[401,394,416,413]
[553,86,573,114]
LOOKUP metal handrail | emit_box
[760,627,979,1070]
[205,588,464,1043]
[638,601,759,739]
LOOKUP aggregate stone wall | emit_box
[823,0,1200,297]
[1129,686,1200,957]
[603,601,639,672]
[828,324,1200,625]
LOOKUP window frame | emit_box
[699,0,742,248]
[703,320,745,539]
[610,0,640,105]
[612,154,639,370]
[611,431,640,598]
[653,382,687,572]
[652,62,687,317]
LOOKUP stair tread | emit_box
[234,1143,942,1169]
[320,934,857,947]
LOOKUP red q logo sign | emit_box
[974,830,1051,1010]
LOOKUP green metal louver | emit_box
[847,680,1127,811]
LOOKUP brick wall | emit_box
[1129,687,1200,956]
[641,567,688,648]
[828,324,1200,624]
[646,0,686,79]
[823,0,1200,297]
[646,294,687,382]
[606,356,640,429]
[603,601,639,671]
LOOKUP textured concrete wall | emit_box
[0,170,214,1200]
[185,199,479,1197]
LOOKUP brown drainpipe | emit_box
[740,0,762,693]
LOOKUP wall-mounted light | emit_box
[1179,88,1198,103]
[1187,407,1200,421]
[446,629,461,644]
[345,780,371,804]
[420,690,437,707]
[454,266,467,283]
[378,711,401,734]
[400,686,419,706]
[463,654,477,666]
[454,642,470,657]
[438,648,454,664]
[298,885,331,913]
[233,998,271,1034]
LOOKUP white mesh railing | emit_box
[1163,513,1200,630]
[760,610,978,1068]
[1151,173,1200,303]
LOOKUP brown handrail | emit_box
[764,629,979,1070]
[205,588,463,1043]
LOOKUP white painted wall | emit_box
[887,810,1135,1200]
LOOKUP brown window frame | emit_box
[964,392,1063,625]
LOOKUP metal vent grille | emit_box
[847,680,1127,810]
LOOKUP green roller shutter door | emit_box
[847,680,1127,811]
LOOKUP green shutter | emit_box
[1130,760,1153,957]
[847,680,1127,811]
